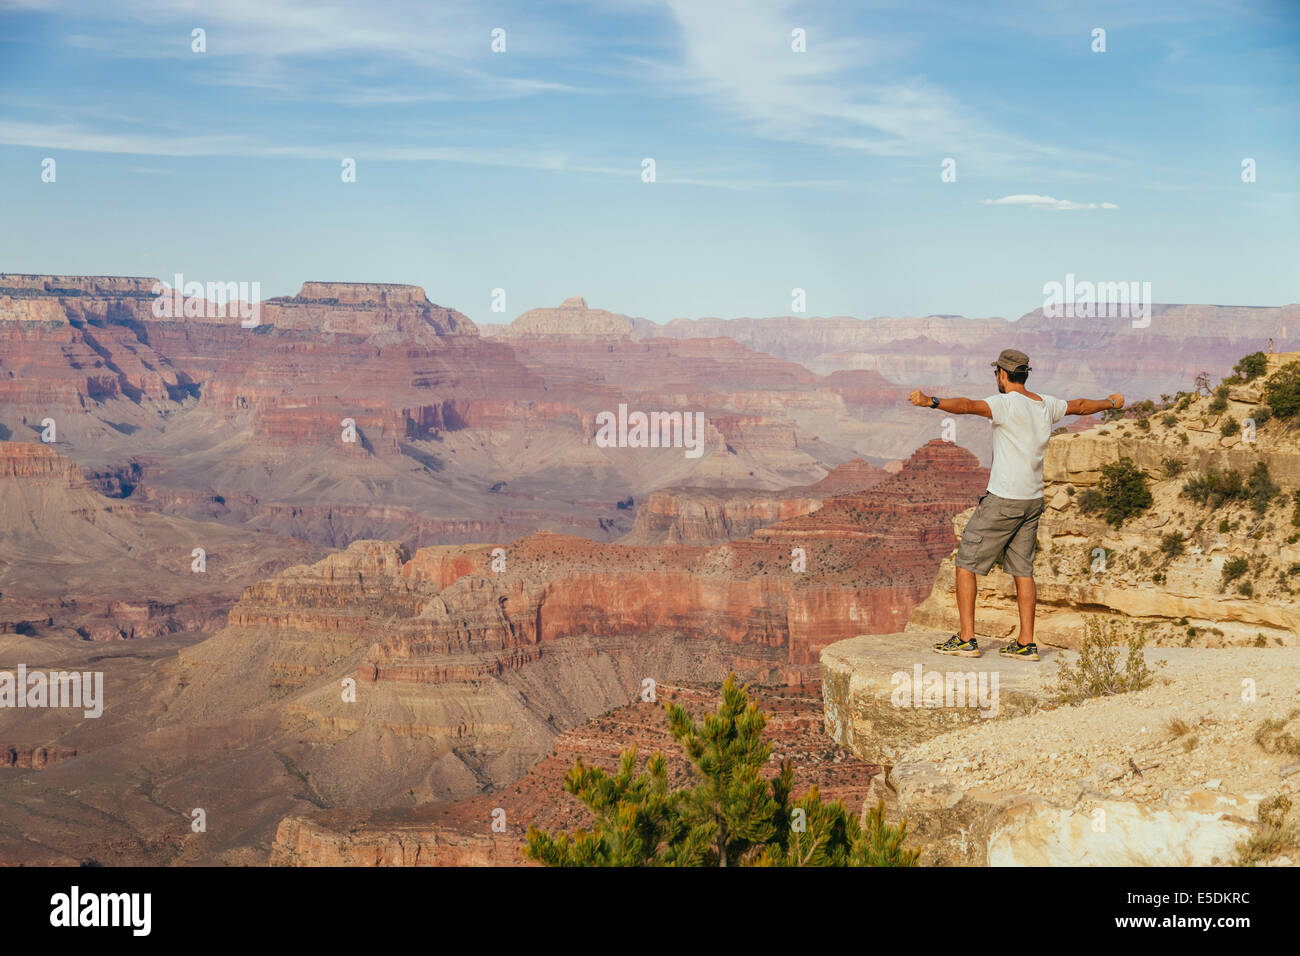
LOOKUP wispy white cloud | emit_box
[982,194,1118,211]
[0,118,845,190]
[655,0,1062,172]
[23,0,587,102]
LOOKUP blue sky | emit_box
[1,0,1296,324]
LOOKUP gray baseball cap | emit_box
[992,348,1031,373]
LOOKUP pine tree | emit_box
[524,674,920,867]
[666,673,782,865]
[524,750,683,866]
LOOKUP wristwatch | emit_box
[1108,397,1118,407]
[930,396,940,409]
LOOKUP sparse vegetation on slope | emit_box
[1225,351,1268,384]
[1053,617,1157,705]
[1264,361,1300,418]
[1234,794,1298,866]
[1254,708,1300,757]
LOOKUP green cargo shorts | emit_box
[955,491,1045,578]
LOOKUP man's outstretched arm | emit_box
[1065,393,1125,416]
[908,390,992,418]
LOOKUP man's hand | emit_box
[1109,393,1124,409]
[909,389,931,407]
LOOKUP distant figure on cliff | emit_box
[908,349,1124,660]
[1268,338,1274,354]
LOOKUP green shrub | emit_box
[1081,458,1153,527]
[1233,351,1268,383]
[1245,461,1280,514]
[1250,405,1272,426]
[1182,468,1246,509]
[1221,418,1240,436]
[1221,556,1249,587]
[1208,385,1230,414]
[1161,456,1185,477]
[1265,362,1300,419]
[1161,414,1177,428]
[1159,533,1185,558]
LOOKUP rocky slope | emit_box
[0,442,319,640]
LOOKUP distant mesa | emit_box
[503,296,658,338]
[288,281,430,308]
[263,282,475,338]
[0,273,160,297]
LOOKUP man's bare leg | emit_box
[956,566,977,641]
[1014,575,1035,645]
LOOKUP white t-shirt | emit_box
[983,391,1068,500]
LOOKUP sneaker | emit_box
[933,634,980,658]
[999,640,1039,661]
